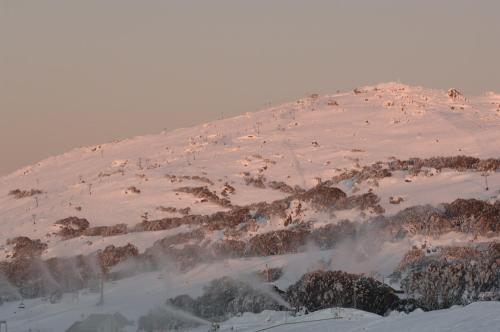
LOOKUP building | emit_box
[66,312,132,332]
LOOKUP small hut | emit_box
[66,312,132,332]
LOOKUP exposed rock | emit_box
[220,183,236,197]
[125,186,141,194]
[389,196,404,204]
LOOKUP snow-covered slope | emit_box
[0,82,499,331]
[1,82,499,251]
[215,302,500,332]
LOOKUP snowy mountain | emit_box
[0,82,499,331]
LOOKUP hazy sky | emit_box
[1,0,499,175]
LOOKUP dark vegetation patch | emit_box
[8,189,43,199]
[165,174,214,185]
[84,224,128,237]
[175,186,232,207]
[330,156,500,187]
[168,276,286,321]
[48,195,498,274]
[397,242,499,310]
[388,156,500,173]
[267,181,303,194]
[143,229,206,271]
[98,243,139,274]
[135,184,383,235]
[296,186,347,209]
[6,237,48,259]
[156,206,191,215]
[385,198,500,238]
[54,217,90,239]
[125,186,141,194]
[244,174,266,188]
[220,183,236,197]
[246,227,310,256]
[0,243,139,299]
[286,270,399,315]
[309,220,357,249]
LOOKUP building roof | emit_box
[66,312,132,332]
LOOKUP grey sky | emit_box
[1,0,499,175]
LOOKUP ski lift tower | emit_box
[96,249,104,306]
[481,172,489,191]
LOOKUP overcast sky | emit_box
[1,0,499,175]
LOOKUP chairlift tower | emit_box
[481,172,489,191]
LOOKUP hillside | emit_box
[0,82,499,331]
